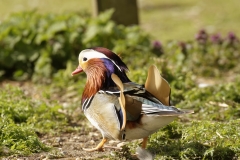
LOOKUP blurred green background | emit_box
[1,0,240,42]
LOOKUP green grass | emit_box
[1,0,240,42]
[148,120,240,159]
[0,85,47,156]
[0,84,70,156]
[111,120,240,159]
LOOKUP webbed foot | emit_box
[83,138,107,152]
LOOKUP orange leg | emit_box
[83,138,107,152]
[141,137,148,149]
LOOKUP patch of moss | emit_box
[147,120,240,159]
[0,85,69,155]
[0,118,49,156]
[176,78,240,121]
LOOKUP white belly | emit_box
[124,115,177,140]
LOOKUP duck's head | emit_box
[72,47,130,90]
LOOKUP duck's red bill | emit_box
[71,66,83,76]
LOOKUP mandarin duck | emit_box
[72,47,192,152]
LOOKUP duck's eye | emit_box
[83,57,87,61]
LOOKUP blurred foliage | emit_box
[0,9,151,82]
[160,30,240,77]
[1,10,240,82]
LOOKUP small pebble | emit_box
[117,142,128,148]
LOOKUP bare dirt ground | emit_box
[7,130,140,160]
[32,133,121,160]
[23,134,107,160]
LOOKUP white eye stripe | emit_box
[79,49,122,72]
[79,49,108,60]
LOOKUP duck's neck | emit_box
[82,60,105,103]
[81,60,130,104]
